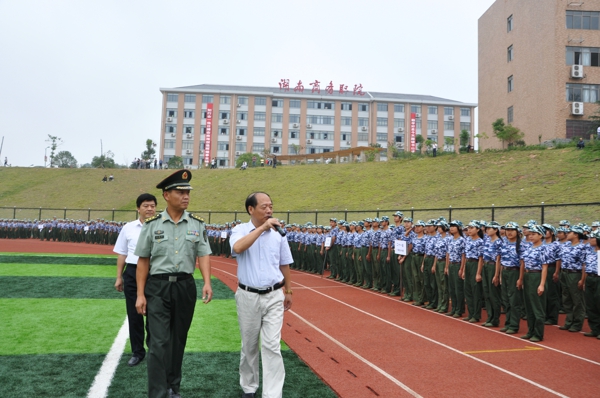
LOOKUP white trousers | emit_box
[235,287,285,398]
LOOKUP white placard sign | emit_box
[395,240,407,255]
[221,231,227,239]
[324,237,332,248]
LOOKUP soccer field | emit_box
[0,253,336,398]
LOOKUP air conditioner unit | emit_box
[223,119,229,124]
[415,113,421,118]
[293,123,298,128]
[346,141,351,145]
[307,139,313,144]
[186,133,192,138]
[185,150,192,154]
[237,104,241,107]
[572,102,584,115]
[236,136,243,141]
[448,116,454,121]
[396,143,404,149]
[431,129,437,134]
[307,124,312,129]
[571,64,584,78]
[237,120,241,124]
[271,138,277,143]
[398,127,404,132]
[170,133,176,137]
[167,117,173,122]
[235,151,242,155]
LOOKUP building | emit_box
[158,83,476,168]
[479,0,600,149]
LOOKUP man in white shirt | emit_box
[114,193,157,367]
[230,192,293,398]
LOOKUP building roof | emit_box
[160,84,477,107]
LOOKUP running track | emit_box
[3,240,599,397]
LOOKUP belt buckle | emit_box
[169,276,177,282]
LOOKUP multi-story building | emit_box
[479,0,600,149]
[158,84,476,168]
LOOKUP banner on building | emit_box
[204,103,213,165]
[410,113,416,153]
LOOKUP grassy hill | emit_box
[0,144,598,224]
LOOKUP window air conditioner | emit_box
[236,136,243,141]
[185,150,192,154]
[167,117,173,122]
[307,124,312,129]
[415,113,421,118]
[448,116,454,121]
[398,127,404,132]
[237,120,241,124]
[571,64,583,79]
[396,143,404,149]
[235,151,242,155]
[346,141,351,145]
[237,104,241,107]
[186,134,192,138]
[223,119,229,124]
[169,133,175,137]
[572,102,584,115]
[271,138,277,143]
[361,126,367,131]
[431,129,437,134]
[293,123,298,128]
[307,139,313,144]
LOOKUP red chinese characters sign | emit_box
[279,79,365,96]
[204,103,213,165]
[410,113,417,153]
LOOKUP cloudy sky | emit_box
[0,0,495,167]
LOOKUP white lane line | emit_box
[290,310,422,398]
[293,281,569,398]
[87,317,129,398]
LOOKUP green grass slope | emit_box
[0,146,598,215]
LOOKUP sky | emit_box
[0,0,496,167]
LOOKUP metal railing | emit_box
[1,202,598,226]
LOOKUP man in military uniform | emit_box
[135,170,212,398]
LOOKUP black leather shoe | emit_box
[241,393,256,398]
[127,356,143,367]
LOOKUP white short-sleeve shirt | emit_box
[113,219,143,264]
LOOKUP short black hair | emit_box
[245,192,271,215]
[136,193,157,208]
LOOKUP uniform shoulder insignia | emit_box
[190,213,205,223]
[145,214,162,223]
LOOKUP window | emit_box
[199,142,205,150]
[254,112,266,121]
[167,94,178,102]
[507,106,514,124]
[395,135,404,143]
[289,100,301,108]
[428,121,438,130]
[217,143,229,151]
[182,141,193,150]
[508,75,514,93]
[376,133,387,142]
[341,116,352,126]
[237,128,246,136]
[444,121,454,131]
[566,119,597,139]
[255,97,267,106]
[507,14,513,32]
[220,112,230,120]
[416,119,421,129]
[341,133,349,141]
[252,143,264,152]
[202,95,213,103]
[166,124,176,133]
[272,99,283,107]
[394,104,404,113]
[377,103,388,112]
[306,101,333,109]
[253,128,265,136]
[341,102,352,111]
[235,143,245,152]
[410,105,421,114]
[272,131,280,137]
[460,122,471,132]
[201,127,206,135]
[272,146,280,153]
[394,118,404,128]
[238,96,248,105]
[461,108,471,117]
[357,133,368,141]
[289,114,300,123]
[567,46,600,66]
[218,159,227,167]
[306,115,334,125]
[358,118,369,127]
[167,109,177,118]
[359,103,368,112]
[271,113,283,123]
[220,96,231,104]
[444,107,454,116]
[238,112,248,121]
[376,117,388,126]
[164,140,175,149]
[507,45,513,62]
[289,131,298,139]
[566,11,600,30]
[184,94,195,103]
[184,125,193,135]
[184,110,194,118]
[566,83,600,102]
[428,106,438,115]
[220,128,229,135]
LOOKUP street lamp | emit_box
[44,146,50,168]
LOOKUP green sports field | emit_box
[0,254,336,397]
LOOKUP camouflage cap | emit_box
[486,221,502,229]
[394,211,404,217]
[414,220,426,227]
[504,221,520,230]
[467,221,480,228]
[569,225,585,234]
[381,216,390,222]
[529,225,546,236]
[559,220,570,226]
[589,229,600,239]
[403,217,413,223]
[449,220,463,229]
[542,223,557,235]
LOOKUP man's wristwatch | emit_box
[284,289,293,295]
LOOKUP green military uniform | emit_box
[134,169,211,398]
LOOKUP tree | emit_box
[92,150,116,168]
[46,135,63,167]
[492,118,524,148]
[54,151,78,168]
[459,129,470,149]
[588,100,600,132]
[141,139,156,160]
[366,143,382,162]
[289,143,304,155]
[261,147,271,160]
[235,152,259,168]
[444,137,455,152]
[415,135,424,152]
[387,141,401,159]
[168,156,183,169]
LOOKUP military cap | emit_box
[569,225,585,235]
[414,220,426,227]
[350,221,357,226]
[436,220,449,229]
[425,219,437,226]
[583,225,592,234]
[381,216,390,222]
[338,220,346,224]
[156,169,193,191]
[486,221,502,229]
[438,216,448,223]
[467,221,480,228]
[330,217,337,222]
[557,226,569,233]
[394,211,404,217]
[504,221,520,230]
[364,218,373,223]
[372,218,381,223]
[529,225,545,235]
[542,223,557,235]
[449,220,463,229]
[592,221,600,228]
[358,221,365,227]
[559,220,571,227]
[589,229,600,239]
[403,217,413,223]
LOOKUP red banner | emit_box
[204,103,213,165]
[410,113,416,153]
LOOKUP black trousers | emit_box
[145,275,197,398]
[123,264,146,359]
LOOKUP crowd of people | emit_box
[207,214,600,342]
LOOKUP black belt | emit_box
[502,266,519,271]
[587,273,600,278]
[238,281,284,294]
[563,269,582,274]
[449,261,461,265]
[126,263,137,268]
[484,261,496,266]
[151,273,193,282]
[466,258,479,262]
[414,253,425,256]
[525,269,541,273]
